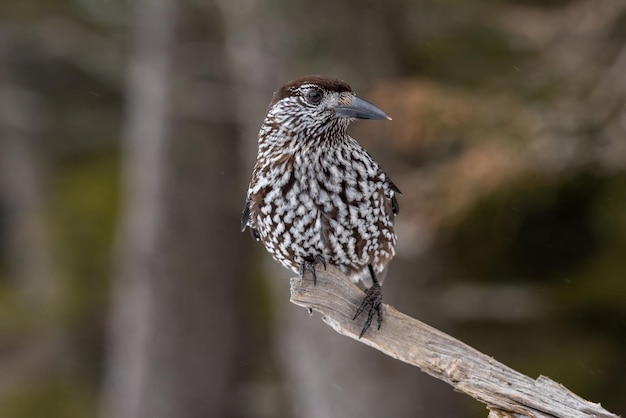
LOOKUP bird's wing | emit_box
[379,172,400,220]
[388,180,401,216]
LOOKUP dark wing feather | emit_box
[241,197,261,240]
[241,197,251,232]
[388,180,401,216]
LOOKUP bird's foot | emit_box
[353,282,383,338]
[353,264,383,338]
[299,255,327,286]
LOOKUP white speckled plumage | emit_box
[242,76,399,288]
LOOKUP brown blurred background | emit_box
[0,0,625,417]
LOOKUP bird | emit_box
[241,75,400,338]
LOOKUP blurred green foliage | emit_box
[50,153,118,321]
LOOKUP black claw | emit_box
[353,264,383,338]
[315,254,327,270]
[353,282,383,338]
[299,255,327,286]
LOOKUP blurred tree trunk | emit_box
[0,83,57,308]
[101,0,244,417]
[100,0,176,415]
[215,0,287,165]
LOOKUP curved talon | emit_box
[299,255,327,286]
[353,282,383,338]
[353,264,383,338]
[315,254,327,270]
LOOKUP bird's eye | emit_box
[306,88,323,105]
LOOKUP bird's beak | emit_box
[335,96,392,120]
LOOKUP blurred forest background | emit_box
[0,0,625,417]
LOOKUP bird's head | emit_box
[261,75,390,147]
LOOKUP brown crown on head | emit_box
[269,75,353,108]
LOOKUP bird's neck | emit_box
[257,115,349,161]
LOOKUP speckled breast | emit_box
[250,145,397,281]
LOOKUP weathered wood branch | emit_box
[290,265,619,418]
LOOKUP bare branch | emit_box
[290,266,619,418]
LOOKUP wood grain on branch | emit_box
[290,265,619,418]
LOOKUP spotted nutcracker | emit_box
[242,75,400,337]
